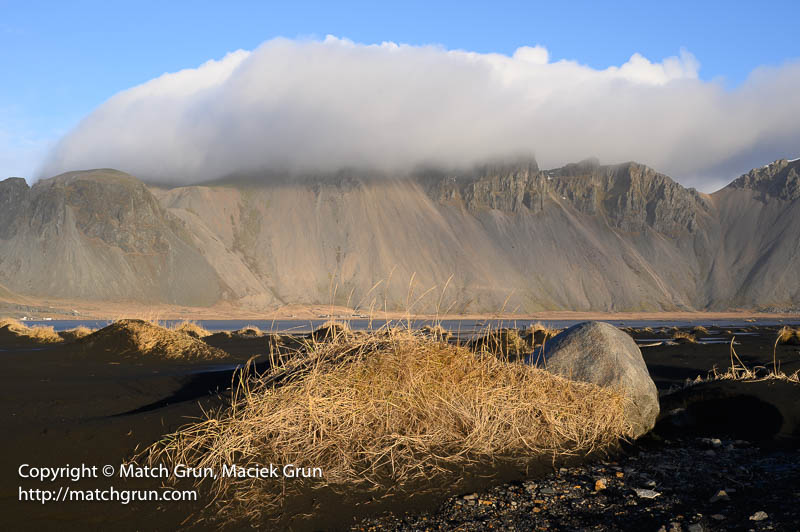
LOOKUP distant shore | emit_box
[2,296,797,322]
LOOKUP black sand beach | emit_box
[1,322,799,531]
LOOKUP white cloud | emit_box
[0,125,53,184]
[39,36,800,191]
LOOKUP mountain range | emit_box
[1,157,798,314]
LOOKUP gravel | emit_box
[353,436,799,531]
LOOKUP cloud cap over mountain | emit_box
[40,36,800,191]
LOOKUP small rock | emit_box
[703,450,716,457]
[668,522,682,532]
[633,488,661,499]
[594,478,607,491]
[540,487,556,495]
[687,524,703,532]
[749,511,769,521]
[709,490,730,503]
[616,471,625,478]
[463,493,478,501]
[711,514,726,521]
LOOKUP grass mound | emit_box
[172,321,211,338]
[147,328,632,523]
[672,330,697,344]
[777,326,800,345]
[309,321,350,342]
[58,326,94,342]
[525,322,561,342]
[418,324,452,340]
[0,318,62,344]
[468,327,530,358]
[78,319,228,360]
[233,325,263,337]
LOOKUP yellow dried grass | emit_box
[0,318,62,344]
[146,327,632,523]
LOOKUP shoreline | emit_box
[2,296,798,322]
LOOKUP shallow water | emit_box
[17,317,799,334]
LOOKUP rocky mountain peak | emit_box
[549,161,708,235]
[421,158,707,236]
[0,178,32,239]
[727,158,800,201]
[28,169,183,254]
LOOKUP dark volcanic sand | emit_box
[1,324,799,531]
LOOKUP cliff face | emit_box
[0,169,221,305]
[426,159,710,235]
[707,159,800,311]
[1,160,798,312]
[727,158,800,201]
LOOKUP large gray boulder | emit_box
[532,321,659,438]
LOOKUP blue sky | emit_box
[2,1,800,186]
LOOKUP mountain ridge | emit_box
[1,159,798,313]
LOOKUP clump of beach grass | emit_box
[172,321,211,339]
[670,336,800,394]
[777,326,800,346]
[419,324,452,341]
[469,327,529,359]
[146,327,632,524]
[691,325,710,335]
[309,320,350,342]
[78,319,228,360]
[58,325,94,342]
[0,318,62,344]
[671,330,697,344]
[233,325,263,337]
[526,321,561,340]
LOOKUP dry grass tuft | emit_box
[526,322,561,340]
[670,336,800,394]
[705,365,800,384]
[233,325,263,337]
[0,318,62,344]
[691,325,709,335]
[309,321,350,342]
[78,319,228,360]
[0,318,21,329]
[671,330,697,344]
[145,327,632,523]
[419,324,452,341]
[58,326,94,342]
[469,327,530,359]
[777,326,800,345]
[237,325,263,336]
[173,321,211,339]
